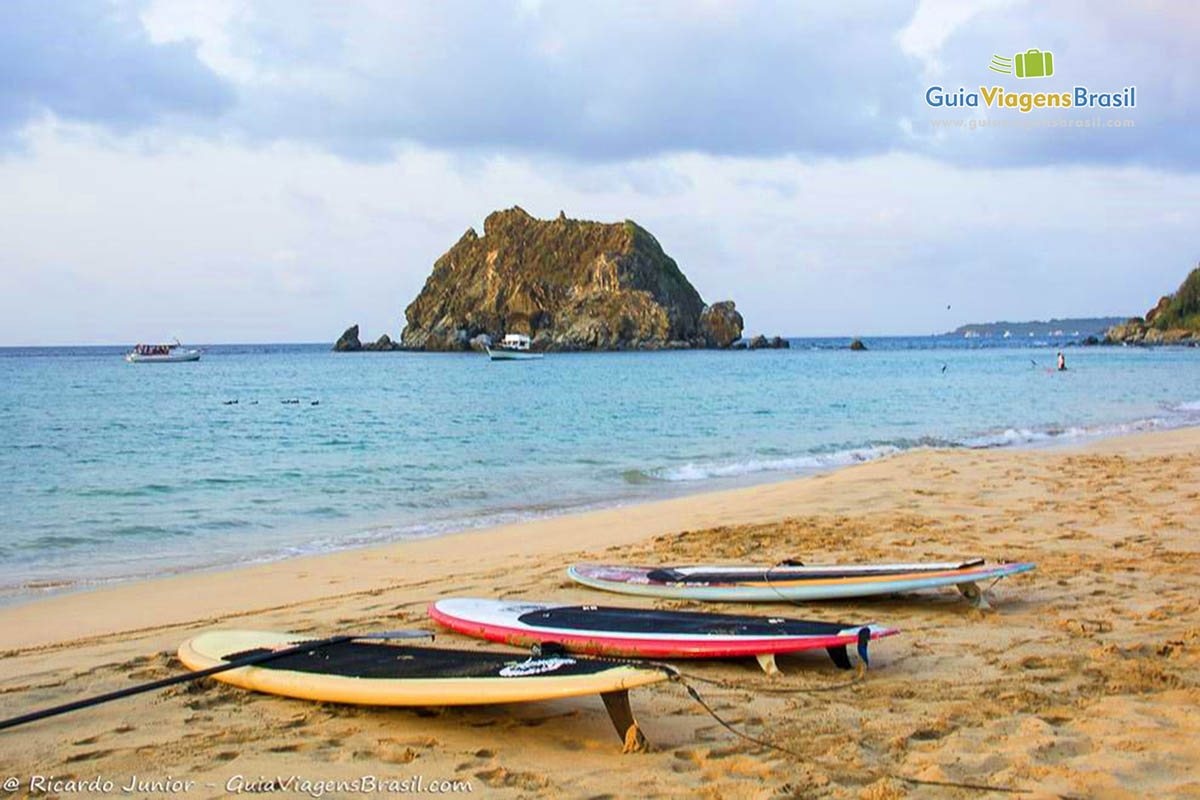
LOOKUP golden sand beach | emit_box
[2,427,1199,798]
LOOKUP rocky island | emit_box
[395,207,745,351]
[1106,264,1200,345]
[331,324,402,352]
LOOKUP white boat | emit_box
[486,333,543,361]
[125,340,201,363]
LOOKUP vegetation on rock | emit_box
[1106,265,1200,345]
[399,207,742,351]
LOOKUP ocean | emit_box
[2,337,1198,602]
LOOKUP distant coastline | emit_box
[943,317,1126,339]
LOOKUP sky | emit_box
[1,0,1197,344]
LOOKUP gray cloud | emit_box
[0,0,232,148]
[198,1,923,161]
[4,1,1197,170]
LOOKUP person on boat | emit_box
[1057,351,1066,371]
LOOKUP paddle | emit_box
[0,630,432,732]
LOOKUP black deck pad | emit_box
[517,606,853,637]
[221,643,626,680]
[646,560,983,585]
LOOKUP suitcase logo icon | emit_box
[989,49,1054,78]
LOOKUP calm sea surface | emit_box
[2,337,1199,601]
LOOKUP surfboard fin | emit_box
[601,689,647,753]
[755,653,779,676]
[957,581,991,609]
[856,627,870,668]
[828,629,872,672]
[826,644,852,670]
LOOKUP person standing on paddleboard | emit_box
[1057,352,1067,371]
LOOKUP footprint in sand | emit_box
[473,767,551,791]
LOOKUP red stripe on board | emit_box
[428,603,898,659]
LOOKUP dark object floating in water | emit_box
[222,399,238,405]
[311,401,320,406]
[850,338,867,351]
[282,399,300,405]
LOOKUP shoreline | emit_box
[3,410,1192,610]
[2,425,1199,796]
[0,423,1191,652]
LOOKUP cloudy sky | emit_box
[1,0,1197,344]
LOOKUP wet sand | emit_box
[2,427,1199,798]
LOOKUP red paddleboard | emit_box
[429,598,898,674]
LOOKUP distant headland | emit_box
[944,263,1200,347]
[1105,265,1200,345]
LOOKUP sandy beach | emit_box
[2,427,1199,798]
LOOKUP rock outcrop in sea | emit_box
[399,207,743,351]
[746,334,789,349]
[332,325,362,352]
[1106,265,1200,345]
[698,301,744,348]
[332,324,402,351]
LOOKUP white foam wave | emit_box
[649,446,901,482]
[962,417,1168,449]
[646,413,1183,484]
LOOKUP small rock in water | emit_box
[333,324,362,352]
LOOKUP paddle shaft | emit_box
[0,633,362,731]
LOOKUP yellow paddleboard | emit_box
[178,630,665,707]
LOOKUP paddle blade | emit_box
[357,630,432,641]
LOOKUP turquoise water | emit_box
[2,339,1199,601]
